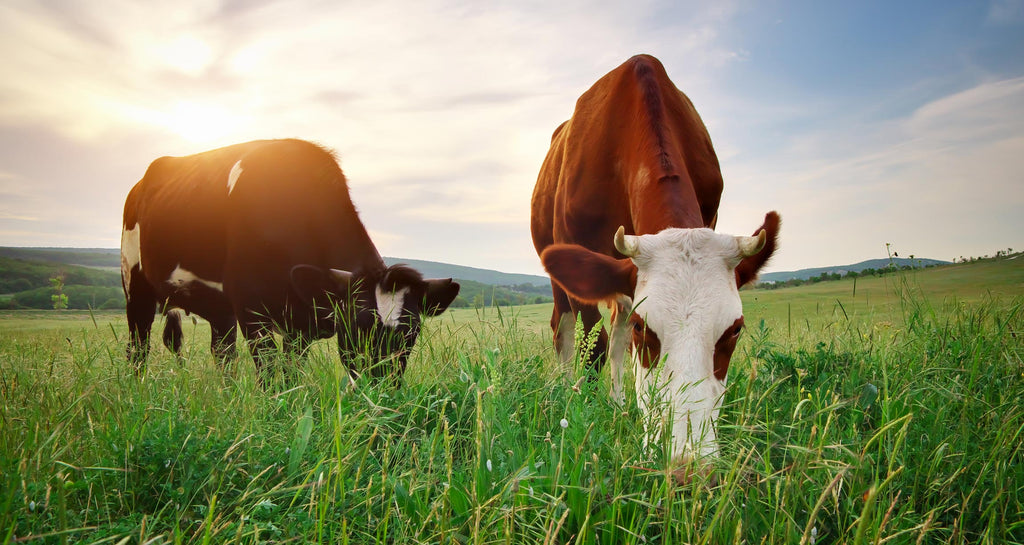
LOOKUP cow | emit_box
[121,138,460,381]
[530,55,780,478]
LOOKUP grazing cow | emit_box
[530,55,780,474]
[121,139,460,380]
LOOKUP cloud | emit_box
[1,0,746,270]
[717,77,1024,270]
[4,0,1017,278]
[988,0,1024,24]
[907,77,1024,143]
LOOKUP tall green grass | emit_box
[1,271,1022,543]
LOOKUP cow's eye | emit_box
[725,318,744,339]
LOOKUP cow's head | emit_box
[290,264,460,380]
[541,212,779,470]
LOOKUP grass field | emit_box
[1,258,1022,543]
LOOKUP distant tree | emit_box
[49,274,68,310]
[98,298,122,310]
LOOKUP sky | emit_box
[1,0,1022,276]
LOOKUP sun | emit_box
[165,101,240,145]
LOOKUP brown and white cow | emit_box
[531,55,779,471]
[121,138,460,380]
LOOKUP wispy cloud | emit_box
[719,76,1024,269]
[988,0,1024,24]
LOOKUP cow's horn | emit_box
[328,268,355,287]
[614,226,639,257]
[737,229,767,258]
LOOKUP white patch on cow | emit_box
[227,160,243,195]
[375,286,410,328]
[120,223,142,299]
[626,228,747,463]
[167,265,224,293]
[607,295,632,404]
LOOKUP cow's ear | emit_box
[422,278,460,316]
[736,211,780,287]
[291,265,353,309]
[541,244,637,303]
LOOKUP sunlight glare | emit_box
[166,101,239,145]
[154,34,213,76]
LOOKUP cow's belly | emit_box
[165,289,233,325]
[147,262,234,323]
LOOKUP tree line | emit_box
[0,255,555,311]
[758,249,1020,290]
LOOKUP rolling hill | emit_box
[0,247,548,286]
[0,247,551,310]
[4,247,983,311]
[382,257,548,287]
[759,257,949,283]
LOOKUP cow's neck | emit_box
[328,209,386,274]
[632,170,705,234]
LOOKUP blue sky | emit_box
[1,0,1021,275]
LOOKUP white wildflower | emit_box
[486,459,492,472]
[559,418,568,429]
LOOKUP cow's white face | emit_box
[540,219,775,474]
[624,228,750,463]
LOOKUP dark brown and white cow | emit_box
[531,55,779,471]
[121,138,460,379]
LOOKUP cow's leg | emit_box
[161,308,185,364]
[281,332,311,383]
[550,283,576,376]
[570,300,609,376]
[209,314,238,367]
[607,296,632,404]
[125,272,157,373]
[238,318,278,382]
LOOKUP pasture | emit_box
[1,258,1022,543]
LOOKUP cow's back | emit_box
[532,54,723,256]
[125,140,272,287]
[123,139,380,324]
[220,140,380,316]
